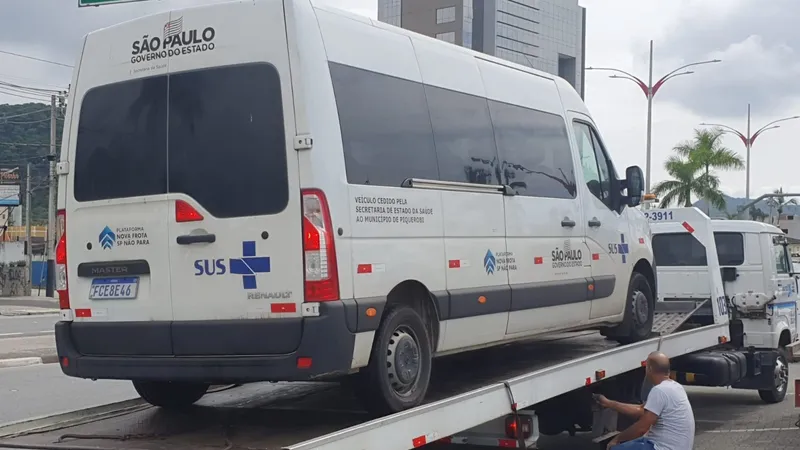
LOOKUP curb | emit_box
[0,357,42,369]
[0,309,60,317]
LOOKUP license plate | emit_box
[89,277,139,300]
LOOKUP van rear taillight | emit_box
[301,189,339,302]
[175,200,204,222]
[55,209,69,310]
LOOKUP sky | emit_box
[0,0,797,201]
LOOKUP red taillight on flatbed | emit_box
[301,189,339,302]
[504,415,532,440]
[55,209,69,310]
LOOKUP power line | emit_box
[0,88,50,102]
[0,49,73,69]
[0,73,66,90]
[0,108,50,120]
[0,142,54,147]
[0,80,62,94]
[2,116,63,125]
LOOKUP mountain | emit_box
[0,102,63,225]
[692,194,800,219]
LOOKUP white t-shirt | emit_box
[644,379,695,450]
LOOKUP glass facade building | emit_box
[377,0,586,97]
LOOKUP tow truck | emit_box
[0,207,794,450]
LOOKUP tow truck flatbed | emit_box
[0,325,725,450]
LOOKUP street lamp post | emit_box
[700,104,800,200]
[587,40,721,205]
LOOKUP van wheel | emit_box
[355,305,432,415]
[608,272,654,345]
[133,381,209,409]
[758,348,789,404]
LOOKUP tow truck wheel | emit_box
[356,305,432,416]
[758,348,789,404]
[607,272,654,345]
[133,381,209,409]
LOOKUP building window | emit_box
[436,6,456,24]
[436,32,456,44]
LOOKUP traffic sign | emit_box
[79,0,148,6]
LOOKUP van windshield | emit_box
[73,63,289,218]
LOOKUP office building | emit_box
[378,0,586,97]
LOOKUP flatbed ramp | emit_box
[0,326,726,450]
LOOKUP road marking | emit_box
[0,330,54,337]
[706,427,800,433]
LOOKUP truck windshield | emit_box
[653,231,746,267]
[652,233,708,266]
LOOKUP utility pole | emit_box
[700,104,800,201]
[644,40,654,209]
[745,104,751,200]
[46,94,56,297]
[587,42,721,208]
[25,163,31,290]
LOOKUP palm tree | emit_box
[672,128,744,213]
[652,155,726,210]
[748,206,768,222]
[766,187,798,224]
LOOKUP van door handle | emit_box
[176,233,216,245]
[588,219,602,227]
[561,218,576,228]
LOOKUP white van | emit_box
[54,0,655,414]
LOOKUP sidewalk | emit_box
[0,295,59,317]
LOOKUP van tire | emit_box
[758,348,790,404]
[607,272,654,345]
[355,305,432,416]
[133,381,209,409]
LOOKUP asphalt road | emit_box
[0,314,58,339]
[0,363,138,427]
[0,369,797,449]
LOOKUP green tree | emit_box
[0,102,63,225]
[748,206,768,222]
[652,155,726,209]
[672,128,744,213]
[766,186,798,224]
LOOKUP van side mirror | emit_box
[624,165,644,207]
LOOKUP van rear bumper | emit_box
[55,301,356,383]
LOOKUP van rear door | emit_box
[65,11,175,356]
[161,3,305,356]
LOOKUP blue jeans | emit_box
[611,437,656,450]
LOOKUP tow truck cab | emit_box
[651,218,799,350]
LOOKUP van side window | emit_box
[572,121,612,209]
[652,232,708,266]
[589,128,614,200]
[774,241,790,274]
[713,232,744,266]
[488,101,577,198]
[425,85,501,185]
[329,63,440,187]
[572,122,602,202]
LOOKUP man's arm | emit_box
[593,395,645,419]
[612,410,659,444]
[606,399,645,419]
